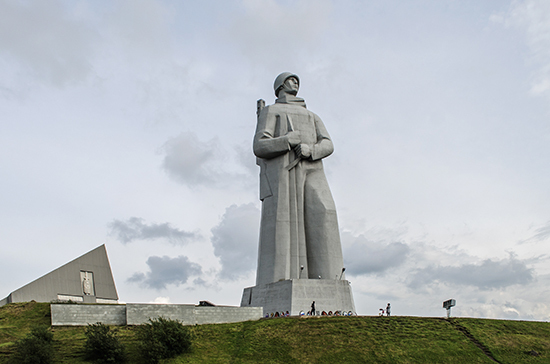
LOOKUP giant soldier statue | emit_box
[254,72,345,285]
[241,72,355,316]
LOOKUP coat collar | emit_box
[275,95,307,108]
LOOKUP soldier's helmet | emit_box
[273,72,300,97]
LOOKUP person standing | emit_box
[386,303,391,317]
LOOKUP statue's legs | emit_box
[256,195,290,286]
[303,166,344,280]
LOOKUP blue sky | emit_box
[1,0,549,320]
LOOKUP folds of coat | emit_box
[253,103,344,286]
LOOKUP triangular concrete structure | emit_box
[1,245,118,306]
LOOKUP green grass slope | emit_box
[0,302,548,363]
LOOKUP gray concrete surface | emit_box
[2,245,118,306]
[253,73,345,286]
[241,279,355,316]
[51,304,126,326]
[194,306,263,325]
[126,303,196,325]
[51,303,263,326]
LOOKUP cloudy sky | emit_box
[1,0,549,321]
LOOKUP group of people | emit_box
[265,302,392,318]
[379,303,391,316]
[305,301,354,316]
[265,311,291,318]
[265,310,355,318]
[305,310,353,316]
[264,301,356,318]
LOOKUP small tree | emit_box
[9,326,54,364]
[84,322,126,363]
[136,317,192,364]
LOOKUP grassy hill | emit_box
[1,301,549,363]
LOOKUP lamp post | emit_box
[339,267,346,280]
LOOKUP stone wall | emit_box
[51,303,262,326]
[51,304,126,326]
[126,304,196,325]
[195,306,264,325]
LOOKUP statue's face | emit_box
[282,77,299,95]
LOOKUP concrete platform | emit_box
[240,279,355,316]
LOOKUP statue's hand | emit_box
[286,131,301,147]
[295,144,311,159]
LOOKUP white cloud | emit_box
[105,0,174,60]
[128,255,202,290]
[342,231,410,275]
[407,253,534,290]
[499,0,550,97]
[161,132,221,186]
[108,217,199,245]
[342,222,547,319]
[0,0,95,86]
[211,203,259,280]
[225,0,332,66]
[522,221,550,243]
[160,132,254,189]
[151,296,171,304]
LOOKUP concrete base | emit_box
[240,279,355,316]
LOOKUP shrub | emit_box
[84,322,126,363]
[136,317,193,364]
[49,299,78,304]
[9,326,54,364]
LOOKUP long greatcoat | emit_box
[253,96,344,286]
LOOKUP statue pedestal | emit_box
[240,279,355,316]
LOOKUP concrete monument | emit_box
[241,73,355,316]
[0,245,118,306]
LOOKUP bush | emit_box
[136,317,193,364]
[9,326,54,364]
[84,322,126,363]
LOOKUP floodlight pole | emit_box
[443,299,456,319]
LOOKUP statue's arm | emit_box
[311,114,334,160]
[253,109,292,159]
